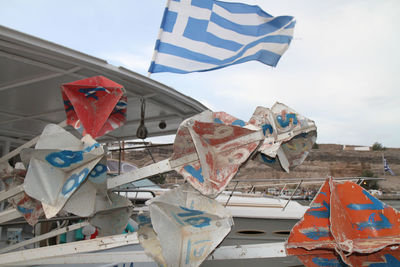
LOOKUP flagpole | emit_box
[148,0,172,78]
[382,153,386,177]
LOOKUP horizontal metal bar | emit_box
[0,108,65,126]
[209,242,287,260]
[0,208,21,224]
[107,159,172,189]
[112,189,156,198]
[0,221,89,254]
[107,143,173,152]
[0,66,82,92]
[0,215,87,227]
[0,136,29,145]
[0,184,24,202]
[107,152,199,189]
[1,241,287,265]
[7,251,152,265]
[0,233,139,266]
[231,177,386,183]
[0,120,67,164]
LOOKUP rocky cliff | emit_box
[114,143,400,191]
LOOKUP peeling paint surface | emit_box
[22,124,104,218]
[172,110,261,197]
[172,103,317,197]
[1,170,43,225]
[250,103,317,172]
[286,178,400,266]
[61,76,127,139]
[138,184,233,267]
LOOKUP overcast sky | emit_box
[1,0,399,147]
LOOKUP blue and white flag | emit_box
[384,157,396,176]
[149,0,295,74]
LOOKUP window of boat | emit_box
[272,230,291,236]
[236,229,266,236]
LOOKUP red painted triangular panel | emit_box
[61,76,126,138]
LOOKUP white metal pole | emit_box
[0,120,67,164]
[0,221,89,254]
[0,233,139,266]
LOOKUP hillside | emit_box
[114,143,400,192]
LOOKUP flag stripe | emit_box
[155,35,292,66]
[160,26,294,60]
[210,13,294,37]
[151,53,217,72]
[207,22,294,46]
[215,0,272,16]
[150,47,283,74]
[161,31,236,59]
[212,3,273,25]
[384,158,396,176]
[184,17,243,51]
[169,1,211,20]
[150,37,290,73]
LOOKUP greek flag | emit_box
[149,0,295,74]
[384,157,396,176]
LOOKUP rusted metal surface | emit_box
[138,184,233,267]
[172,103,316,196]
[0,100,318,265]
[330,180,400,254]
[22,124,104,218]
[0,233,139,266]
[250,103,317,172]
[63,156,109,217]
[61,76,127,139]
[172,110,262,197]
[286,178,400,266]
[0,168,42,225]
[89,192,133,236]
[0,221,89,254]
[108,103,317,196]
[137,212,167,266]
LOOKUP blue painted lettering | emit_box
[369,254,400,266]
[301,227,330,240]
[213,118,245,127]
[355,213,392,231]
[61,168,89,196]
[89,164,107,178]
[184,165,204,183]
[185,239,192,264]
[307,200,330,218]
[178,206,204,217]
[17,206,33,214]
[172,206,211,228]
[260,154,276,163]
[46,143,100,168]
[214,118,223,124]
[276,113,298,128]
[312,256,346,266]
[63,100,74,112]
[231,119,245,127]
[46,150,83,168]
[262,123,273,135]
[347,190,386,210]
[78,87,109,100]
[184,216,211,228]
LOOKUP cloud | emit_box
[3,0,397,147]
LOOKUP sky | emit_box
[0,0,399,147]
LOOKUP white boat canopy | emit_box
[0,25,207,154]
